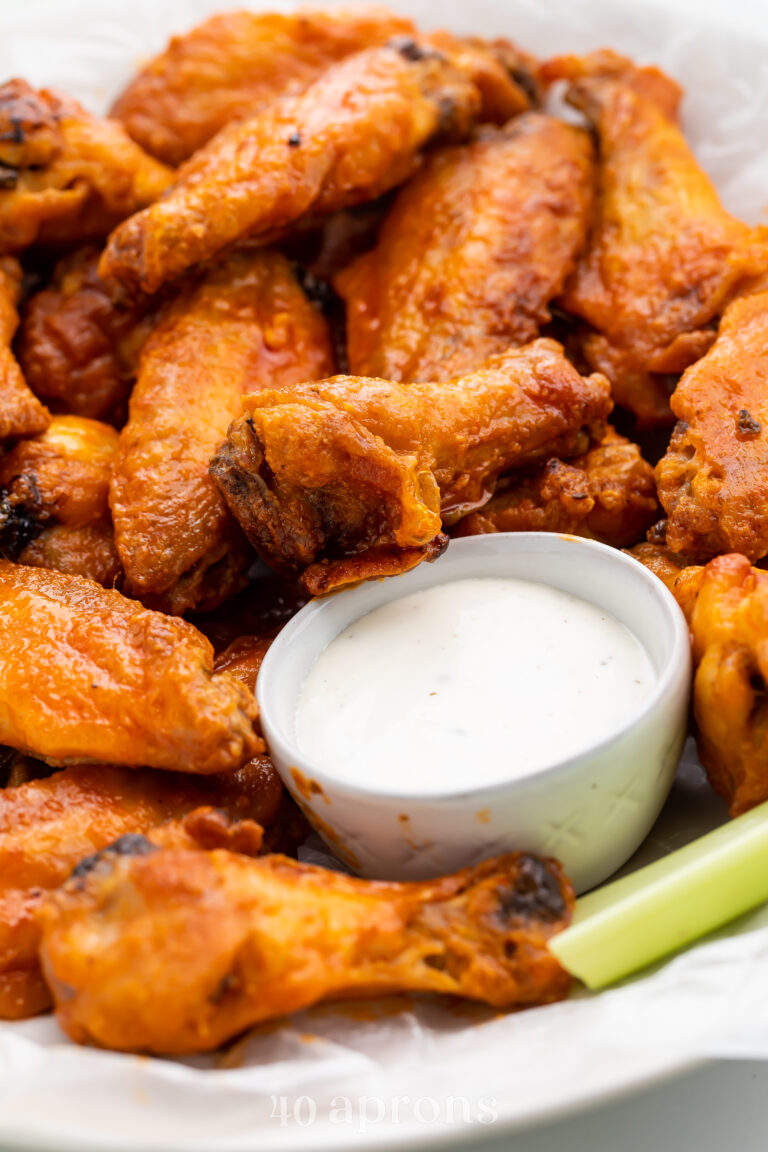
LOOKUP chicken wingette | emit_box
[0,561,260,772]
[110,6,420,165]
[337,114,594,381]
[100,42,484,294]
[211,340,611,593]
[542,51,768,425]
[109,249,333,614]
[656,289,768,562]
[632,547,768,817]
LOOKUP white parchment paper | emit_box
[2,1,768,1147]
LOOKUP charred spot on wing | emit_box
[435,93,470,141]
[496,855,566,925]
[737,408,762,437]
[508,66,540,107]
[70,834,158,881]
[209,970,242,1004]
[0,162,18,189]
[388,37,442,64]
[0,490,46,560]
[430,533,450,561]
[646,519,668,545]
[0,117,24,145]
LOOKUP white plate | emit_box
[3,0,768,1149]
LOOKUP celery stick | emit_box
[549,797,768,989]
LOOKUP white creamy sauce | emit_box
[296,577,656,795]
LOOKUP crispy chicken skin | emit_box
[0,415,120,585]
[214,633,273,687]
[0,560,260,772]
[0,79,172,253]
[0,753,293,1020]
[110,249,333,615]
[0,257,49,441]
[110,6,420,166]
[424,32,536,123]
[542,51,768,425]
[41,846,573,1054]
[628,541,698,601]
[633,549,768,817]
[455,429,657,548]
[336,114,594,381]
[16,247,156,423]
[211,340,612,594]
[0,765,274,895]
[100,42,484,295]
[656,291,768,562]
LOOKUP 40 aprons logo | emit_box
[270,1094,499,1132]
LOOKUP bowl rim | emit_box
[257,532,692,804]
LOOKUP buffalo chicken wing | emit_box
[656,290,768,562]
[110,6,421,165]
[455,429,657,547]
[543,52,768,424]
[41,846,573,1053]
[211,340,612,593]
[0,79,172,252]
[0,561,260,772]
[0,415,120,585]
[632,548,768,817]
[109,249,333,614]
[337,114,594,380]
[16,247,157,422]
[100,42,484,294]
[0,761,282,1020]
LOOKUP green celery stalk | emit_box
[549,797,768,989]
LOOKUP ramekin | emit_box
[257,533,691,893]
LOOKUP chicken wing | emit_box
[110,6,420,165]
[0,79,172,253]
[0,560,259,772]
[656,290,768,561]
[111,6,533,166]
[631,548,768,816]
[336,114,594,381]
[627,541,697,600]
[214,633,272,686]
[0,256,49,441]
[100,42,484,295]
[542,51,768,425]
[0,765,272,894]
[455,429,657,548]
[16,247,156,423]
[0,761,281,1020]
[110,249,333,614]
[0,415,120,585]
[41,845,573,1053]
[211,340,611,594]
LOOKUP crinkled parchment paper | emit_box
[2,1,768,1147]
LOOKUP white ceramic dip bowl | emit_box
[257,533,691,893]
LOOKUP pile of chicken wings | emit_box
[0,4,766,1055]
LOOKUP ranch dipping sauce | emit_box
[295,577,656,795]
